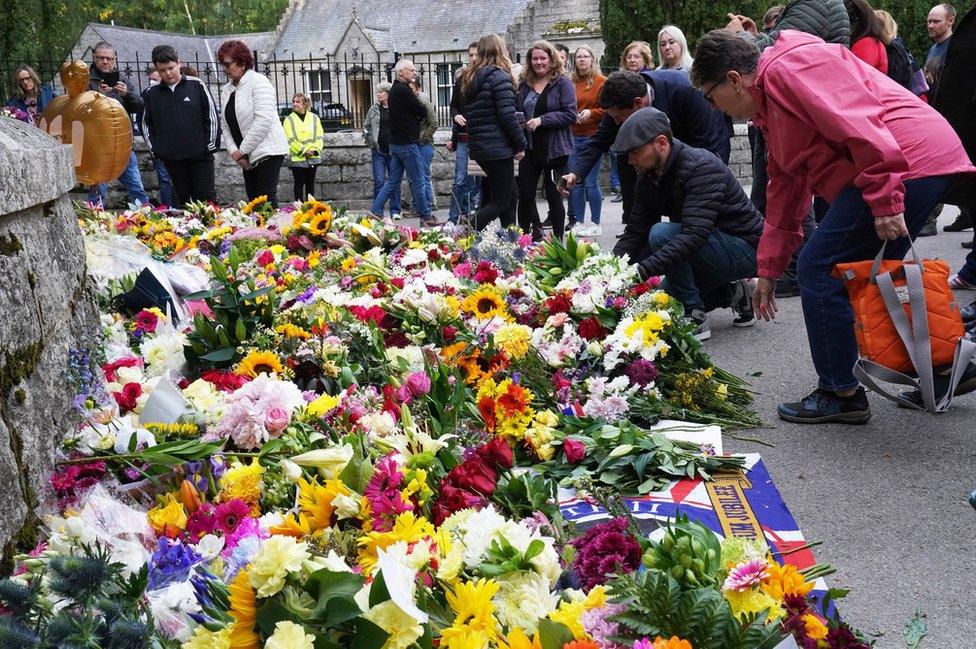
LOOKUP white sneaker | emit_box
[391,212,402,220]
[587,224,602,236]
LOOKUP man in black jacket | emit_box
[615,108,762,340]
[142,45,220,208]
[559,70,730,233]
[87,41,150,206]
[370,59,441,226]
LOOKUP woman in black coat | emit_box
[461,34,527,230]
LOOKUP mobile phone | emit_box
[100,70,120,88]
[552,170,568,190]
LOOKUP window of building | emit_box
[435,63,462,107]
[308,70,333,106]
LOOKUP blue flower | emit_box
[147,537,202,591]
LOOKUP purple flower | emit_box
[625,359,659,387]
[148,537,202,590]
[569,517,642,590]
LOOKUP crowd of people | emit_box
[5,0,976,424]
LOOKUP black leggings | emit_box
[518,154,568,239]
[291,166,317,201]
[474,157,517,230]
[243,155,284,207]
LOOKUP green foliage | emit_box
[599,0,940,72]
[607,569,785,648]
[183,250,276,371]
[528,232,596,292]
[643,513,723,589]
[479,536,547,577]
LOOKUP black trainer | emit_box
[730,280,757,327]
[688,309,711,341]
[897,362,976,407]
[943,208,973,232]
[775,277,801,298]
[777,387,872,424]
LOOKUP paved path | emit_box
[427,197,976,644]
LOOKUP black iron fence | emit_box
[2,53,467,129]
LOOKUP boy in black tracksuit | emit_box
[142,45,220,208]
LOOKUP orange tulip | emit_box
[179,479,203,514]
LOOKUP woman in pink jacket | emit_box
[691,29,975,424]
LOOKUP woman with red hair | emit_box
[217,40,289,207]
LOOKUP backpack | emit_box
[885,39,914,90]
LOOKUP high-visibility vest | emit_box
[283,110,324,166]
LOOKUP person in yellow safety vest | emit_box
[282,92,325,201]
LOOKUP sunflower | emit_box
[305,202,333,236]
[242,195,269,215]
[228,569,260,649]
[236,350,283,378]
[460,285,509,320]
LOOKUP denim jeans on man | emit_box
[153,156,173,207]
[370,149,401,216]
[448,140,480,223]
[87,150,150,206]
[609,150,621,190]
[648,221,757,313]
[370,143,429,219]
[569,134,603,225]
[796,175,955,392]
[419,142,435,213]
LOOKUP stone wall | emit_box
[0,117,100,566]
[76,125,754,210]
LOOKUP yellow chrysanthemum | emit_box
[236,350,283,378]
[548,599,588,640]
[724,588,784,622]
[228,569,260,649]
[493,323,532,360]
[298,476,351,531]
[761,560,814,601]
[460,285,509,320]
[181,626,231,649]
[582,584,608,610]
[358,512,436,574]
[625,311,666,346]
[306,393,340,418]
[219,460,264,506]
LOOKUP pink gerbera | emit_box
[722,557,770,592]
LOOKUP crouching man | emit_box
[614,107,763,340]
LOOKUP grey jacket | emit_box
[751,0,850,50]
[363,102,382,149]
[417,92,437,145]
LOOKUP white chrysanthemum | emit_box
[399,247,429,267]
[385,345,426,374]
[455,506,508,567]
[140,330,187,378]
[494,572,559,634]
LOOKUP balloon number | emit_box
[38,60,133,185]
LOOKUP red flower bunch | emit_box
[102,356,143,382]
[569,517,642,590]
[545,292,573,315]
[577,317,608,341]
[113,382,143,413]
[256,249,275,267]
[50,461,107,506]
[431,438,514,525]
[200,369,249,392]
[349,304,388,326]
[133,309,160,334]
[473,260,500,284]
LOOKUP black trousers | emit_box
[162,156,216,209]
[474,158,517,230]
[243,155,284,207]
[617,158,638,225]
[291,166,318,201]
[518,154,568,239]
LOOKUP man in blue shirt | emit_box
[927,3,956,93]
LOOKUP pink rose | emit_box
[264,405,291,434]
[405,372,431,397]
[563,438,587,464]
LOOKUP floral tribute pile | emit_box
[0,198,870,649]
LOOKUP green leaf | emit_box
[200,347,238,362]
[312,595,363,627]
[537,619,574,649]
[369,570,391,608]
[256,598,300,636]
[351,617,389,649]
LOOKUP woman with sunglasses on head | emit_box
[5,66,54,124]
[218,39,289,208]
[691,29,976,424]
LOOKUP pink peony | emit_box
[211,374,304,449]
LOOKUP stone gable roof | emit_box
[273,0,532,57]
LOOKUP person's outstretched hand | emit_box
[754,277,778,321]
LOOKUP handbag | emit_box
[833,241,976,412]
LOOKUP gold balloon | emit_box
[38,60,133,185]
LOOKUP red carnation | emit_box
[578,317,607,341]
[256,250,275,267]
[546,294,572,314]
[473,261,499,284]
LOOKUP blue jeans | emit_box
[449,141,480,222]
[370,149,401,216]
[371,143,429,219]
[419,143,435,211]
[87,150,150,206]
[796,175,954,391]
[609,150,621,191]
[649,221,757,313]
[569,134,603,225]
[153,156,173,207]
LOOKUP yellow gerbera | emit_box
[460,285,509,320]
[236,350,284,378]
[357,511,435,574]
[228,569,260,649]
[445,579,500,635]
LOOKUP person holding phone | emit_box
[87,41,150,207]
[516,40,577,241]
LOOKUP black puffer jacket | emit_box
[634,140,763,276]
[463,66,527,162]
[752,0,850,50]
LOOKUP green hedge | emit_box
[600,0,941,72]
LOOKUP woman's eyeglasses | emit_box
[702,79,725,106]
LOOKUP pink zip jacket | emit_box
[751,30,975,279]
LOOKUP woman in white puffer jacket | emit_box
[217,40,290,207]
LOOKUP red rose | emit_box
[113,382,143,413]
[563,438,587,464]
[478,437,514,470]
[630,282,650,296]
[442,325,458,342]
[431,483,488,525]
[578,317,608,341]
[451,458,499,495]
[546,294,572,314]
